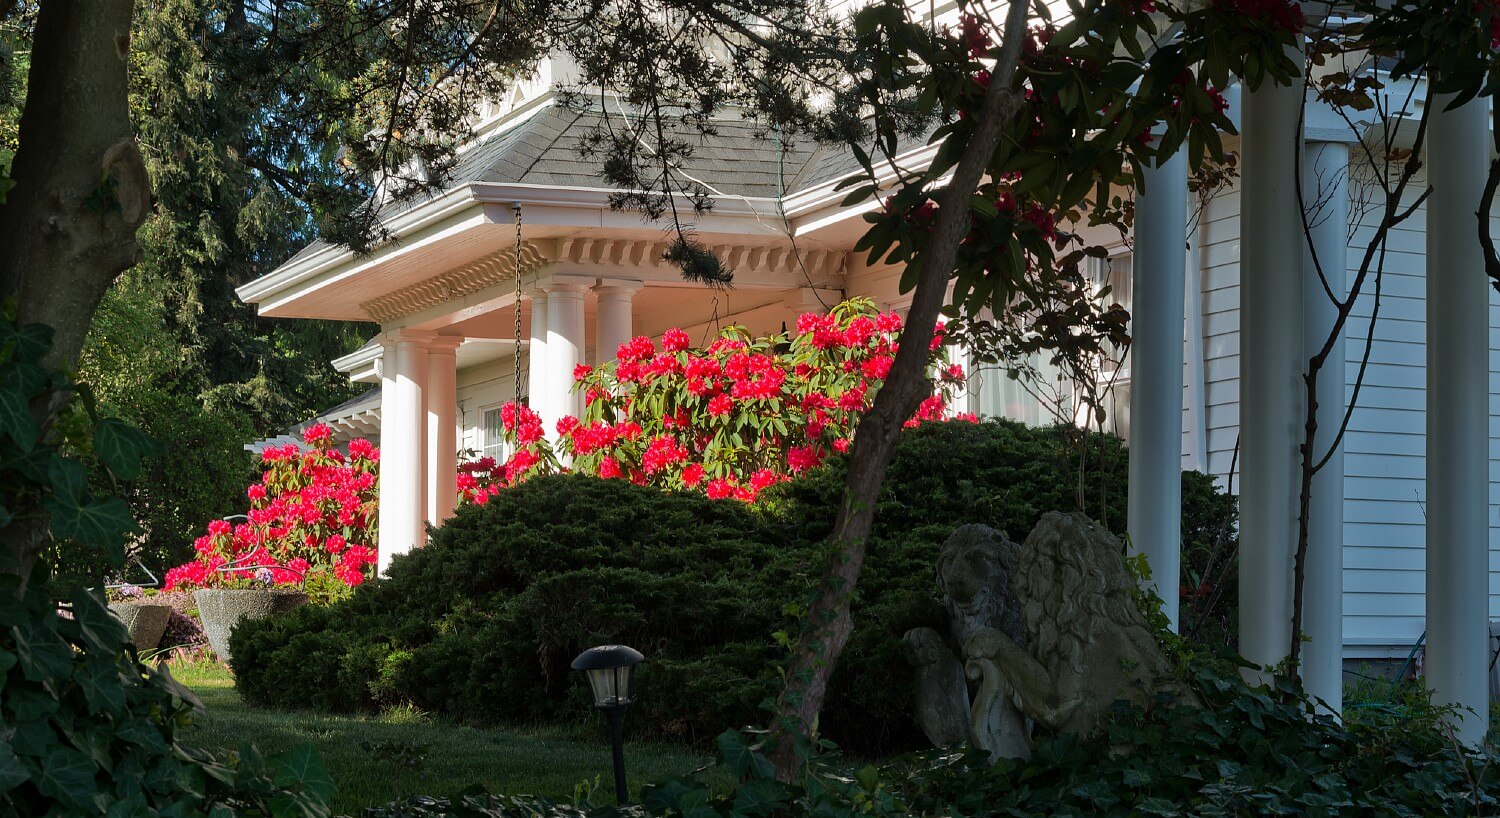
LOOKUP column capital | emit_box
[426,334,464,354]
[381,328,437,346]
[539,273,595,296]
[594,279,645,299]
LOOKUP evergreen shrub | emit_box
[231,419,1233,756]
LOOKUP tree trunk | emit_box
[0,0,149,373]
[0,0,148,575]
[766,0,1030,781]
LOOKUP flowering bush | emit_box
[163,425,380,593]
[470,299,973,504]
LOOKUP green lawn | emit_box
[172,661,721,815]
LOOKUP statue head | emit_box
[936,524,1022,642]
[901,627,948,666]
[1015,512,1147,675]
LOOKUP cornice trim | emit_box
[360,242,549,323]
[555,237,846,280]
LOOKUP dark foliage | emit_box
[363,661,1500,816]
[0,315,330,816]
[233,420,1235,757]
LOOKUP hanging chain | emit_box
[513,202,526,406]
[699,294,722,348]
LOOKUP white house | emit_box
[237,21,1499,737]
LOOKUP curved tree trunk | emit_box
[0,0,148,372]
[0,0,149,576]
[766,0,1030,781]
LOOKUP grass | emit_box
[171,660,722,815]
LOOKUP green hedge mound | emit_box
[230,419,1233,756]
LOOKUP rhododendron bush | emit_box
[465,298,973,505]
[164,425,380,593]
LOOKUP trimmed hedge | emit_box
[231,419,1233,756]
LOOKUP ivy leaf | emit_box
[33,747,101,811]
[44,494,134,558]
[71,587,129,656]
[12,621,73,682]
[94,419,159,481]
[0,740,25,794]
[0,386,38,450]
[76,658,128,716]
[731,779,788,817]
[717,729,775,780]
[46,457,86,502]
[0,322,52,364]
[271,743,336,804]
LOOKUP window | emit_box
[1080,251,1132,441]
[481,406,508,462]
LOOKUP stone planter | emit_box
[109,602,172,652]
[194,589,308,665]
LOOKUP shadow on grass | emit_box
[171,661,723,815]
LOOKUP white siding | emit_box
[1189,158,1500,658]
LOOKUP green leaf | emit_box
[44,494,135,556]
[0,386,38,449]
[0,739,27,793]
[76,657,128,715]
[0,322,51,364]
[47,457,86,502]
[33,746,100,810]
[716,730,775,780]
[12,621,74,681]
[271,743,336,804]
[731,779,787,817]
[95,419,159,481]
[71,586,129,655]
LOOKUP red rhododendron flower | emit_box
[642,435,689,474]
[166,436,381,592]
[662,327,691,352]
[302,424,333,445]
[618,336,655,362]
[454,299,965,507]
[574,364,593,382]
[707,394,734,417]
[787,446,820,474]
[705,478,736,499]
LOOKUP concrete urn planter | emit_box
[108,603,172,652]
[194,589,308,665]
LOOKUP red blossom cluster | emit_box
[165,424,380,592]
[477,299,976,504]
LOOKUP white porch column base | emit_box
[541,276,591,439]
[1128,148,1189,631]
[527,290,549,415]
[425,336,463,526]
[1424,92,1491,747]
[594,279,643,364]
[377,330,431,575]
[1238,48,1306,675]
[1301,141,1349,715]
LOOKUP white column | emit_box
[1302,141,1349,714]
[1183,218,1209,474]
[541,277,590,436]
[1425,92,1491,747]
[594,280,643,364]
[527,290,549,414]
[1238,47,1306,674]
[377,330,430,574]
[1128,148,1189,630]
[425,336,462,526]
